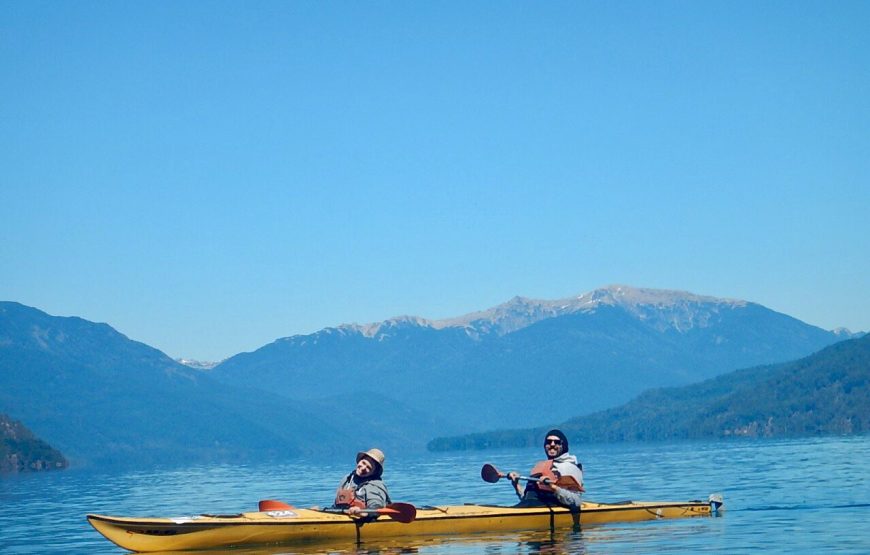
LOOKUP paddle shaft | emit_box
[481,463,582,492]
[258,500,415,523]
[518,474,551,485]
[321,502,416,523]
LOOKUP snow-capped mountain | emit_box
[212,285,848,431]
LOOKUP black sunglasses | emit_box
[544,439,563,446]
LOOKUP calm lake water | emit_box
[2,435,869,554]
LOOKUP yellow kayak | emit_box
[88,495,723,553]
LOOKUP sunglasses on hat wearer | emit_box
[545,438,563,446]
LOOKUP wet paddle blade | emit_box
[481,463,504,483]
[554,476,583,492]
[379,502,416,523]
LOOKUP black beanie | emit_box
[545,429,569,452]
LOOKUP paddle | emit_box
[481,463,583,491]
[258,500,415,523]
[321,502,417,523]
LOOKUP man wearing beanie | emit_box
[509,429,584,509]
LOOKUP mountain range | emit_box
[429,333,870,450]
[0,286,859,467]
[211,286,847,430]
[0,301,457,466]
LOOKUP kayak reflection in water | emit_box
[331,448,391,517]
[509,429,584,509]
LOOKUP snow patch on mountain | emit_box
[176,359,220,370]
[297,285,753,341]
[430,285,748,336]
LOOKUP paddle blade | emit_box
[259,500,294,511]
[481,463,504,483]
[380,502,416,523]
[553,476,584,492]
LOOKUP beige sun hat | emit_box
[356,448,385,468]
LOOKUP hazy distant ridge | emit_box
[0,301,454,466]
[429,333,870,450]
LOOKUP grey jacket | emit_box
[551,452,584,509]
[336,473,391,510]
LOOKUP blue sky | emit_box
[2,1,868,361]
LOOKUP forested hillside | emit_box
[429,334,870,450]
[1,414,67,472]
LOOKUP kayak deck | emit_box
[88,496,723,552]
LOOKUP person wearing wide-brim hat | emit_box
[331,448,391,515]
